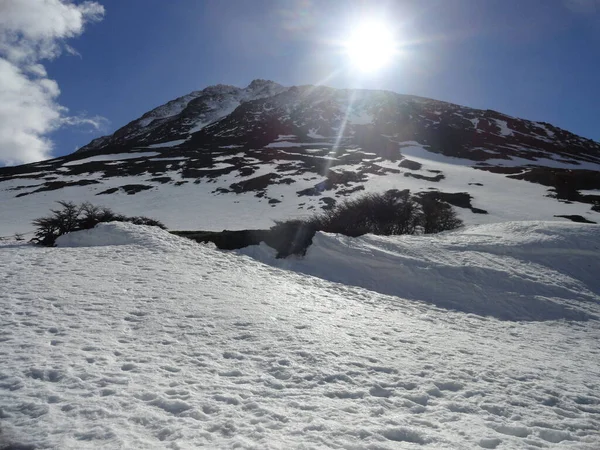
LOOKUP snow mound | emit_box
[55,222,192,251]
[241,221,600,321]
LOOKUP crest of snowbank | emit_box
[241,221,600,321]
[55,221,195,251]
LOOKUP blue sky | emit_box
[1,0,599,164]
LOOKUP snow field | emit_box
[0,222,599,449]
[1,143,599,239]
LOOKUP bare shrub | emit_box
[310,189,457,237]
[419,196,464,234]
[271,190,463,255]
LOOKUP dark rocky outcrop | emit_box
[554,215,597,224]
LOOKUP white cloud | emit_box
[0,0,105,166]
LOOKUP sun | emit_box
[344,21,398,73]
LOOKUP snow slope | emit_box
[240,221,600,321]
[1,222,599,449]
[1,142,599,239]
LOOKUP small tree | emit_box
[78,202,125,229]
[32,200,82,246]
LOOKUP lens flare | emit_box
[344,21,398,72]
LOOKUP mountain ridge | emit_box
[79,79,289,153]
[79,79,600,156]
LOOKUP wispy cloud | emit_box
[564,0,600,13]
[0,0,106,166]
[60,114,109,130]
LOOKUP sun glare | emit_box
[344,21,398,73]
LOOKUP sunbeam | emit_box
[324,89,357,175]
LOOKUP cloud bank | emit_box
[0,0,105,166]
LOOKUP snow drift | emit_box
[1,221,600,449]
[241,221,600,321]
[55,221,195,251]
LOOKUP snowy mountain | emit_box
[1,80,600,236]
[2,80,600,448]
[1,221,599,448]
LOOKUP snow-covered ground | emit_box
[1,222,599,449]
[1,142,599,239]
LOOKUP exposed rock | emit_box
[404,172,445,182]
[418,191,488,214]
[399,159,422,170]
[121,184,154,195]
[554,215,597,224]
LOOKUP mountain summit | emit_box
[1,80,599,235]
[80,80,289,152]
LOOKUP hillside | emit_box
[1,80,599,237]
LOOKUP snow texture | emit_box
[146,140,187,148]
[240,222,600,321]
[1,222,599,449]
[63,152,160,166]
[492,119,513,137]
